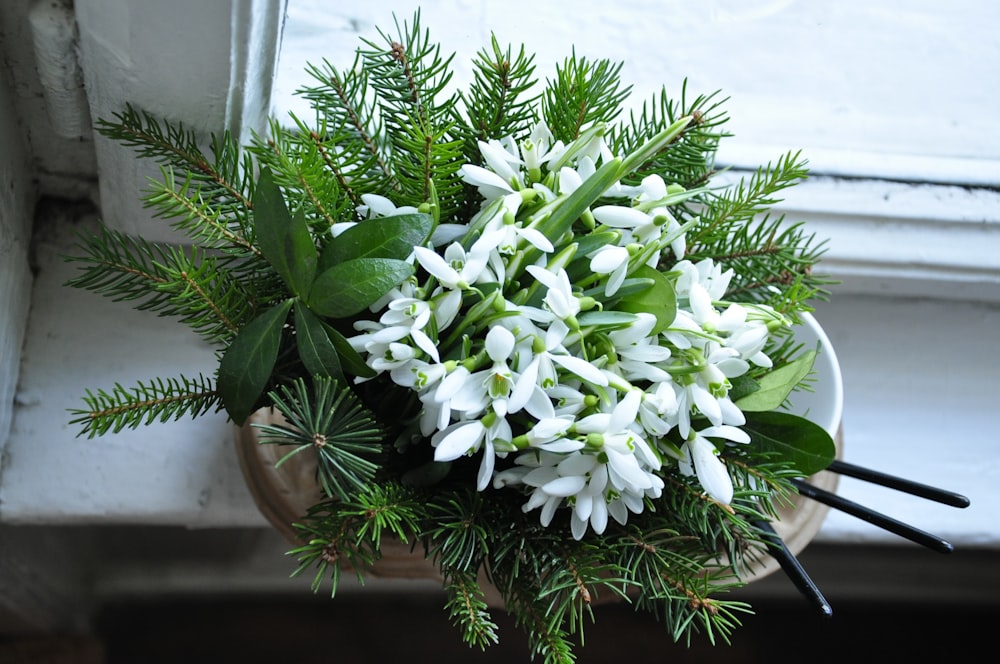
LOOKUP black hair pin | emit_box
[755,461,970,616]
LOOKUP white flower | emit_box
[356,193,419,219]
[449,325,521,418]
[588,244,630,297]
[414,243,483,290]
[677,425,751,505]
[523,265,580,322]
[460,163,517,200]
[433,413,513,490]
[509,319,608,415]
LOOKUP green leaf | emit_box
[535,157,623,241]
[615,264,677,334]
[743,410,836,476]
[217,299,293,424]
[576,310,638,329]
[319,212,433,271]
[735,349,816,412]
[324,323,376,378]
[307,257,414,318]
[294,304,345,383]
[252,167,317,297]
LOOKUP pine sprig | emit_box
[454,35,540,157]
[69,374,219,438]
[287,482,423,596]
[611,82,731,189]
[143,166,261,258]
[684,151,834,310]
[356,11,465,212]
[543,53,631,142]
[65,228,254,346]
[153,245,255,344]
[64,226,176,309]
[96,104,254,211]
[294,55,401,201]
[253,376,383,502]
[442,569,500,651]
[249,117,349,231]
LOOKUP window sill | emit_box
[1,203,994,551]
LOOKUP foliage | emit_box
[66,10,838,663]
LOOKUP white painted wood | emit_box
[73,0,286,242]
[0,0,996,575]
[0,56,36,463]
[2,209,265,528]
[275,0,1000,183]
[3,207,994,550]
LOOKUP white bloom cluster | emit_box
[348,120,787,539]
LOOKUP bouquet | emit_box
[67,11,839,661]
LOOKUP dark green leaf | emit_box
[217,299,293,424]
[728,374,760,402]
[294,304,345,383]
[743,410,836,476]
[307,258,414,318]
[735,350,816,412]
[324,323,376,378]
[319,213,433,271]
[252,168,317,297]
[615,264,677,334]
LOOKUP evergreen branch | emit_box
[424,489,490,573]
[68,374,220,438]
[64,226,174,309]
[333,481,423,548]
[154,246,255,343]
[65,228,255,345]
[542,52,631,142]
[390,113,466,215]
[359,10,457,132]
[253,377,384,502]
[96,104,253,211]
[250,117,346,229]
[296,56,401,195]
[688,151,809,249]
[143,167,261,257]
[442,569,500,651]
[454,35,540,156]
[287,501,380,597]
[611,82,730,189]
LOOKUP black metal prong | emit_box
[753,519,833,618]
[827,460,971,509]
[791,479,955,554]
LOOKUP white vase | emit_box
[746,311,844,581]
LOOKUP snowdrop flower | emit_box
[509,319,608,414]
[413,242,492,291]
[460,163,518,200]
[475,193,554,255]
[478,136,523,185]
[523,265,580,322]
[607,313,672,383]
[520,120,565,180]
[433,412,513,490]
[674,258,733,302]
[356,193,419,219]
[589,244,631,297]
[448,325,521,418]
[677,425,751,505]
